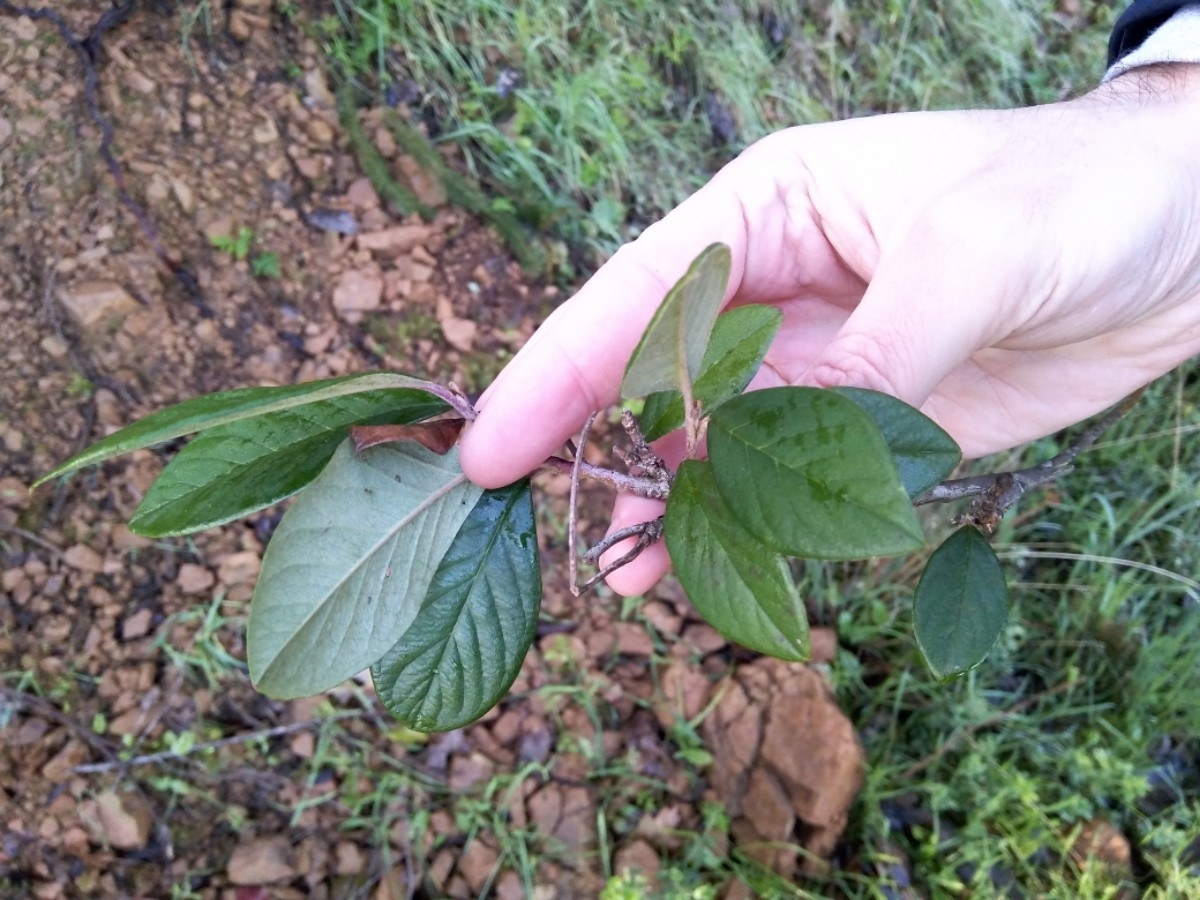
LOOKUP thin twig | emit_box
[0,524,64,557]
[915,389,1145,529]
[568,413,598,597]
[72,713,364,774]
[578,520,667,592]
[578,518,667,595]
[540,456,671,499]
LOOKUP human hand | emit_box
[460,64,1200,596]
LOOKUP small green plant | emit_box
[36,244,1140,732]
[209,226,254,261]
[250,251,281,279]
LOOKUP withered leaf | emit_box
[351,419,465,455]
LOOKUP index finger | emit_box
[459,145,799,488]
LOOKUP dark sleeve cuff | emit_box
[1109,0,1194,64]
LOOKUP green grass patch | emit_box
[319,0,1120,267]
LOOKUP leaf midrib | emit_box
[265,470,471,675]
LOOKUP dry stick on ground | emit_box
[71,712,367,775]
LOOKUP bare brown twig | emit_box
[915,390,1145,529]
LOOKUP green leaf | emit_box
[129,391,447,537]
[707,387,925,559]
[832,387,961,497]
[665,460,809,661]
[371,480,541,731]
[35,372,461,487]
[248,441,482,699]
[621,243,732,399]
[641,305,781,442]
[914,525,1009,678]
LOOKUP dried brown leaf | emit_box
[351,419,465,455]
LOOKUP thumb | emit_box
[802,205,1032,407]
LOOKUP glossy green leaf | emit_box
[248,441,482,699]
[641,305,781,442]
[707,387,924,559]
[129,391,447,537]
[372,481,541,731]
[35,372,461,487]
[665,460,809,660]
[621,243,732,400]
[914,525,1009,678]
[832,387,961,497]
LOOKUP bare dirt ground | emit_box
[0,3,865,898]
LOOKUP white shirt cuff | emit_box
[1104,4,1200,82]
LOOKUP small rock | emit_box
[448,752,494,792]
[527,784,563,836]
[63,544,104,573]
[334,840,366,875]
[307,118,335,146]
[613,622,655,656]
[554,786,597,855]
[681,623,727,655]
[493,871,525,900]
[333,270,384,319]
[39,336,69,362]
[58,281,139,331]
[810,627,838,664]
[0,477,30,509]
[1069,818,1132,869]
[228,9,254,41]
[456,839,499,894]
[304,68,335,108]
[0,116,13,146]
[146,174,170,203]
[439,317,477,353]
[217,551,261,587]
[395,155,447,208]
[357,224,434,256]
[227,835,296,885]
[613,839,660,886]
[253,115,279,145]
[120,608,154,640]
[171,177,195,214]
[177,563,215,594]
[124,69,156,95]
[12,15,37,40]
[373,125,397,157]
[656,660,711,727]
[346,177,380,210]
[94,790,152,850]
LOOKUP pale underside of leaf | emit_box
[249,441,482,699]
[621,243,732,400]
[36,371,457,487]
[640,304,781,442]
[130,391,446,537]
